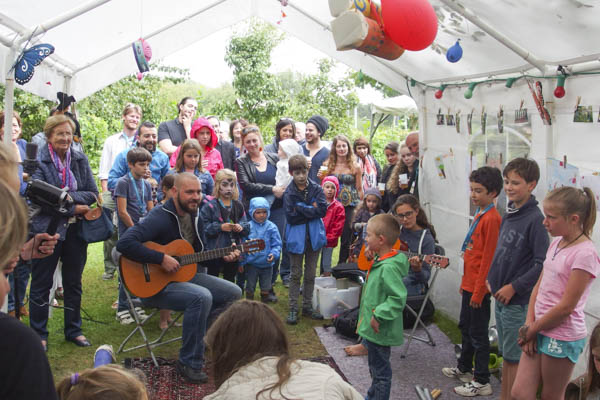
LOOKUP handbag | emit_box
[77,194,114,243]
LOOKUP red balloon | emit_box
[434,90,443,99]
[554,86,565,98]
[382,0,438,51]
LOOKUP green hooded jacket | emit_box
[357,251,409,346]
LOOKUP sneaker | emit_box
[302,307,324,320]
[55,287,64,300]
[93,344,116,368]
[102,272,115,280]
[442,367,473,383]
[286,310,298,325]
[176,360,208,384]
[454,381,493,397]
[116,310,134,325]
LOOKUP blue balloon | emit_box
[446,40,463,63]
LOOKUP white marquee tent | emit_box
[3,0,600,375]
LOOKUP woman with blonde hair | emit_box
[205,300,362,400]
[56,364,148,400]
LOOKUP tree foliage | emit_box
[221,21,286,127]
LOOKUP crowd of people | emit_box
[1,94,600,400]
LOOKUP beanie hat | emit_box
[321,175,340,196]
[307,115,329,137]
[364,187,382,201]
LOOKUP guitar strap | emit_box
[418,229,426,254]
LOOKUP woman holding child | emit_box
[235,125,286,300]
[29,114,98,351]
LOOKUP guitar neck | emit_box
[178,244,244,265]
[399,250,424,261]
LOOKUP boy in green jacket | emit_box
[357,213,409,400]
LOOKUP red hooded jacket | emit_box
[169,117,223,179]
[321,176,346,248]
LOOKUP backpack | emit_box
[332,306,360,339]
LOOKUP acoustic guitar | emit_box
[120,239,265,298]
[356,239,449,271]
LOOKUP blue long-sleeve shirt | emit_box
[107,148,170,191]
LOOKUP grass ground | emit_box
[19,242,460,382]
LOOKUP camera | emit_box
[22,142,73,235]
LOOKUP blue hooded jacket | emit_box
[200,197,250,251]
[244,197,282,268]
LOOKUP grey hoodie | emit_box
[487,196,549,305]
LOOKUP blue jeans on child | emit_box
[457,291,491,384]
[245,265,273,293]
[364,338,392,400]
[320,247,334,274]
[8,261,30,312]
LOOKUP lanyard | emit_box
[122,131,137,148]
[128,172,146,214]
[461,203,494,253]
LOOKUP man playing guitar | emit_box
[117,172,242,384]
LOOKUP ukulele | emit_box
[120,239,265,298]
[356,239,449,271]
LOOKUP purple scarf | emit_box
[48,143,77,190]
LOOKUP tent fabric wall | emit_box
[419,73,600,376]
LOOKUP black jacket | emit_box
[234,152,279,210]
[215,139,237,170]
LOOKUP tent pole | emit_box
[17,0,112,43]
[439,0,546,74]
[3,48,16,146]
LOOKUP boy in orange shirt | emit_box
[442,166,503,397]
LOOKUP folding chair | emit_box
[116,275,183,367]
[401,244,447,358]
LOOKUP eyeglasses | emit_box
[394,211,414,219]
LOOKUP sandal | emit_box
[116,310,134,325]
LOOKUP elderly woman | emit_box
[29,115,98,351]
[235,126,286,298]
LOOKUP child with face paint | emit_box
[200,169,250,282]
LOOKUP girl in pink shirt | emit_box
[513,186,600,400]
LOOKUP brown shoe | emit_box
[19,306,29,317]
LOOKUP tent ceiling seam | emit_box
[73,0,228,75]
[438,0,547,73]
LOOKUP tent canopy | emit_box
[2,0,600,101]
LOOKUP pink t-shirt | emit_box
[535,237,600,340]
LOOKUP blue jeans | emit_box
[140,272,241,370]
[29,224,88,341]
[458,291,491,384]
[8,261,30,312]
[269,206,290,283]
[320,247,334,274]
[245,265,273,293]
[364,338,392,400]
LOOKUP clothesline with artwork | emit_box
[548,158,600,212]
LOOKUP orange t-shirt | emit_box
[461,207,502,304]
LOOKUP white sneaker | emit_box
[442,367,473,383]
[454,381,493,397]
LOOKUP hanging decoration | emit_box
[13,43,55,85]
[467,109,473,135]
[455,110,461,134]
[497,105,504,134]
[436,108,445,125]
[573,97,593,123]
[526,79,551,125]
[446,109,455,126]
[446,40,463,63]
[481,106,487,135]
[434,84,446,99]
[132,38,152,78]
[330,0,404,60]
[381,0,438,51]
[515,100,528,124]
[554,65,567,98]
[464,82,478,99]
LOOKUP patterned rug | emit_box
[127,355,347,399]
